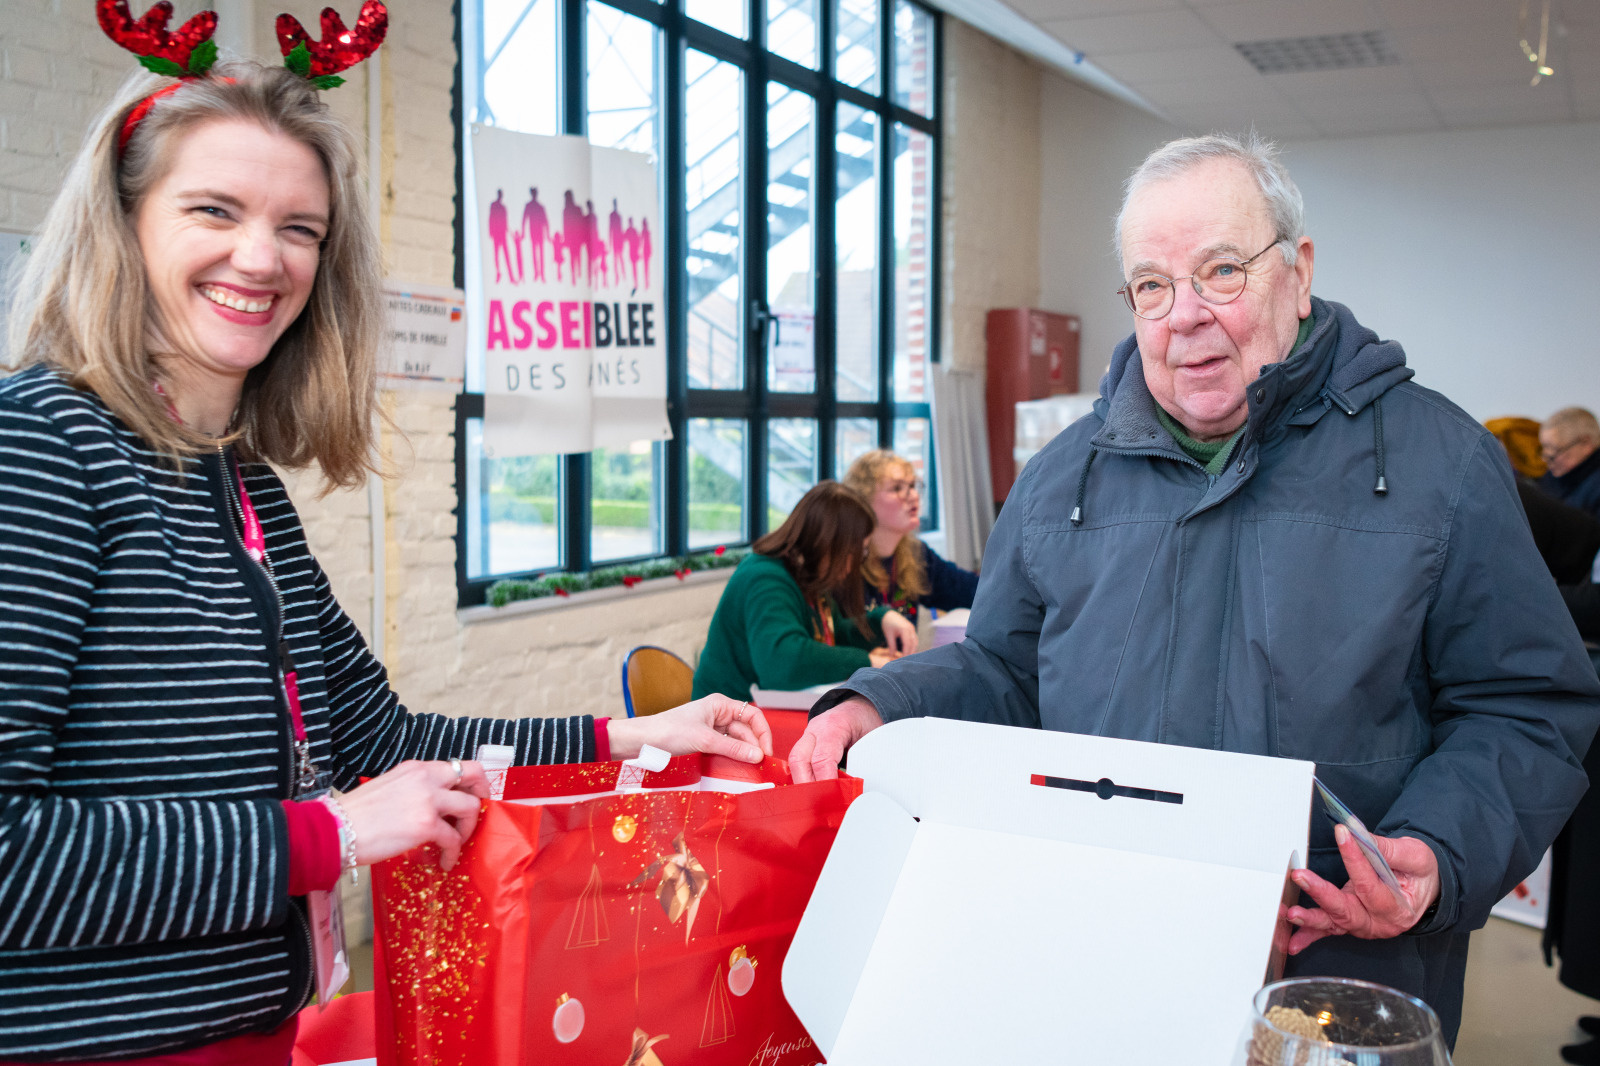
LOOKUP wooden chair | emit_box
[621,645,694,717]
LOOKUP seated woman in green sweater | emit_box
[692,481,918,700]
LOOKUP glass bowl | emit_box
[1236,977,1451,1066]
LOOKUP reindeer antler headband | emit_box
[97,0,388,156]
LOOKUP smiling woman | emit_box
[0,55,773,1064]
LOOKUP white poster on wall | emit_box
[0,230,34,361]
[471,124,668,457]
[378,281,466,390]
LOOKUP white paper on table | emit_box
[749,682,836,710]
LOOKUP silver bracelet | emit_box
[318,795,359,885]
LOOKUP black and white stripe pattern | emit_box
[0,366,595,1060]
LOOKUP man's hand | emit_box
[1285,825,1441,954]
[788,697,884,783]
[881,610,917,655]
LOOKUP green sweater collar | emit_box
[1156,312,1315,474]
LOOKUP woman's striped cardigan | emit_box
[0,365,597,1061]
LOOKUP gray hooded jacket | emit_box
[826,297,1600,1041]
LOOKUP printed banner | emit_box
[379,281,466,391]
[471,125,669,457]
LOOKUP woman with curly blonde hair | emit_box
[843,450,979,625]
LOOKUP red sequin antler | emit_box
[96,0,219,77]
[276,1,388,89]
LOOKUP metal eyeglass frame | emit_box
[1117,238,1284,320]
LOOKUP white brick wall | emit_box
[0,0,1044,727]
[941,21,1043,376]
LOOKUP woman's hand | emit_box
[608,695,773,763]
[337,759,490,872]
[868,647,901,667]
[880,609,917,655]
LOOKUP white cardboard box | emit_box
[782,717,1315,1065]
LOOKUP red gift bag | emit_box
[372,753,860,1066]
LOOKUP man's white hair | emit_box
[1115,130,1305,267]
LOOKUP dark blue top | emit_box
[863,540,980,625]
[1540,447,1600,522]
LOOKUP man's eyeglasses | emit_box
[1117,239,1283,320]
[1542,439,1581,464]
[881,478,925,499]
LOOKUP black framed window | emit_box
[457,0,941,605]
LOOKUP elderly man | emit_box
[791,133,1600,1045]
[1540,407,1600,521]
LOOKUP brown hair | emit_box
[753,480,876,636]
[843,449,929,602]
[5,59,385,491]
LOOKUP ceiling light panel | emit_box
[1234,31,1402,74]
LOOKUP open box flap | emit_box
[780,791,917,1057]
[848,717,1314,874]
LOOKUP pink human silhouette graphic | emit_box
[520,187,550,283]
[639,218,653,290]
[584,200,603,286]
[551,232,567,283]
[624,217,641,293]
[608,199,624,285]
[488,189,516,284]
[561,191,586,285]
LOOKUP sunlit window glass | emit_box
[686,52,746,390]
[835,418,879,477]
[469,416,563,578]
[767,83,816,394]
[587,6,661,158]
[892,123,931,403]
[893,416,933,532]
[591,442,664,562]
[892,0,934,117]
[835,102,879,403]
[689,419,748,548]
[478,0,560,133]
[834,0,878,91]
[687,0,747,38]
[767,0,818,68]
[767,419,819,527]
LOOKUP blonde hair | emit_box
[5,59,384,490]
[843,449,929,602]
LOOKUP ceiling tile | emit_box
[1095,44,1259,84]
[1434,88,1574,128]
[1135,73,1283,108]
[1035,8,1219,55]
[1266,65,1420,99]
[1002,0,1183,22]
[1308,107,1445,137]
[1289,89,1437,122]
[1388,20,1533,66]
[1411,58,1562,91]
[1372,0,1522,31]
[1192,0,1377,43]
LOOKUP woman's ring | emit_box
[450,757,463,783]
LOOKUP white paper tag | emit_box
[616,743,672,791]
[308,883,349,1007]
[475,743,517,801]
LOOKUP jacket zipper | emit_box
[214,445,299,799]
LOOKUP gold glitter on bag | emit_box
[376,849,491,1066]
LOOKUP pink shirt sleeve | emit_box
[280,799,341,896]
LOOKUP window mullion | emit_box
[665,19,689,556]
[747,49,769,540]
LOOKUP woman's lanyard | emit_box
[235,477,318,797]
[811,597,836,647]
[153,381,318,797]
